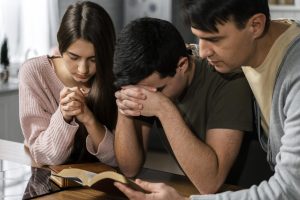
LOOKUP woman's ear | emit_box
[177,57,189,73]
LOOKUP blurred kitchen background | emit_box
[0,0,300,143]
[0,0,196,78]
[1,0,300,80]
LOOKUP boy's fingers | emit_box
[121,85,157,92]
[138,85,157,92]
[121,88,146,100]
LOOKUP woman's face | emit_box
[62,39,96,84]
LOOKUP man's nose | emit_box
[198,40,213,59]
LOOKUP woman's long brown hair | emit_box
[57,1,117,162]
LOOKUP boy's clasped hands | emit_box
[115,85,170,118]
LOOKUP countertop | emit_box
[0,78,19,94]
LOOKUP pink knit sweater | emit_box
[19,55,116,166]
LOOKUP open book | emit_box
[49,163,146,196]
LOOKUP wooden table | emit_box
[0,139,240,199]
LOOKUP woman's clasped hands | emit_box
[59,86,92,123]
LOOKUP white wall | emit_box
[270,0,300,20]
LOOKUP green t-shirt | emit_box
[144,58,253,149]
[175,58,253,139]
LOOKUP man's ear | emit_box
[177,57,189,73]
[247,13,266,39]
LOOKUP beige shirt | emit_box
[242,20,300,136]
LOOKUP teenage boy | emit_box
[113,17,254,194]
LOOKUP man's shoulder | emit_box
[194,57,247,82]
[278,36,300,79]
[221,73,252,97]
[191,58,251,99]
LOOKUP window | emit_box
[0,0,59,65]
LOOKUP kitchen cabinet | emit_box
[0,83,23,143]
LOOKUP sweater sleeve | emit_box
[19,59,79,165]
[86,127,117,166]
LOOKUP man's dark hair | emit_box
[183,0,270,33]
[113,17,188,88]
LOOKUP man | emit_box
[113,17,254,194]
[114,0,300,199]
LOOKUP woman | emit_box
[19,1,117,166]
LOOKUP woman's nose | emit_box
[78,60,88,74]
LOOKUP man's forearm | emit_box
[157,102,235,194]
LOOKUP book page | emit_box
[55,168,97,185]
[90,171,129,185]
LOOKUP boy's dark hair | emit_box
[183,0,270,33]
[113,17,188,88]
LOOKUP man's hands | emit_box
[115,85,171,118]
[114,179,187,200]
[59,86,92,124]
